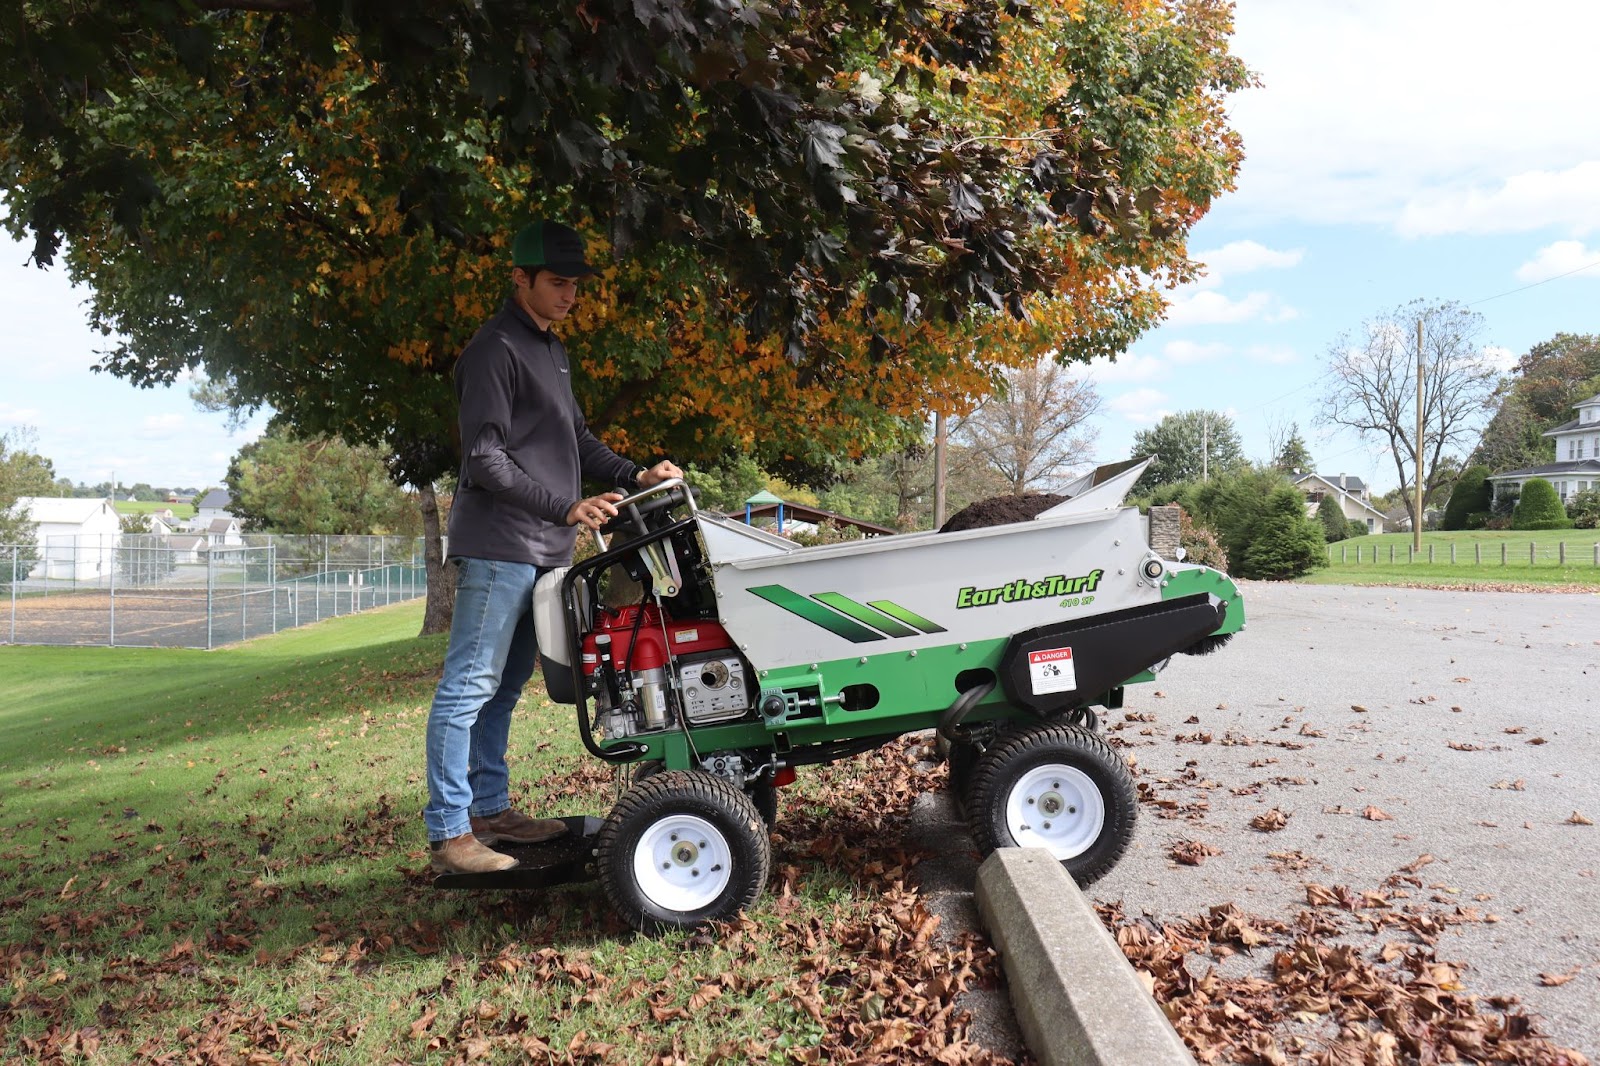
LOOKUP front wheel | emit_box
[967,723,1136,886]
[597,770,770,933]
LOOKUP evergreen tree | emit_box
[1242,487,1327,580]
[1316,495,1348,542]
[1441,465,1492,530]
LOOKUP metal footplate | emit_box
[432,815,601,891]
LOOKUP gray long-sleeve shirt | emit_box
[446,299,638,567]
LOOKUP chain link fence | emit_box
[1,533,430,649]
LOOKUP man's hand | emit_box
[567,492,624,530]
[636,459,684,488]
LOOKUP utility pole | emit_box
[1414,318,1424,553]
[1201,414,1209,482]
[933,413,947,528]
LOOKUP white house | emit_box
[1487,392,1600,504]
[195,488,236,521]
[10,497,121,581]
[1290,473,1389,533]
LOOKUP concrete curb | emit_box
[975,849,1196,1066]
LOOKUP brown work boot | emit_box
[430,832,517,875]
[470,808,569,846]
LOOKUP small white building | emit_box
[10,497,121,581]
[1487,392,1600,504]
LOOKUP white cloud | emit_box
[0,403,42,427]
[1195,240,1304,279]
[1162,340,1229,364]
[1398,163,1600,239]
[1514,240,1600,284]
[1083,352,1165,384]
[1107,388,1171,426]
[1480,345,1518,375]
[135,413,188,440]
[1222,1,1600,230]
[1165,290,1296,327]
[1245,344,1298,366]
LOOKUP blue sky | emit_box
[3,0,1598,493]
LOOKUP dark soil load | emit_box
[939,493,1067,533]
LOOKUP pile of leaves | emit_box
[0,731,1020,1065]
[1099,890,1590,1064]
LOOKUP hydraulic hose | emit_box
[937,678,997,744]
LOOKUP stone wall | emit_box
[1148,504,1182,558]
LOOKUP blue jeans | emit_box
[424,557,542,842]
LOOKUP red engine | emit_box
[580,605,749,737]
[579,604,735,676]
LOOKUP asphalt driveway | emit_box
[1090,580,1600,1057]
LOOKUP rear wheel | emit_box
[597,771,770,932]
[967,723,1136,885]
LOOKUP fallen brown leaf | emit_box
[1363,806,1394,821]
[1568,812,1594,826]
[1250,808,1290,832]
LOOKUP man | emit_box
[424,219,682,874]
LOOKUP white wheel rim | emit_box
[632,813,733,914]
[1004,764,1105,860]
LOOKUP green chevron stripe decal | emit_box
[748,585,885,642]
[867,600,947,634]
[812,593,919,637]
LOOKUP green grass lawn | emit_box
[113,500,196,520]
[1307,528,1600,587]
[0,604,986,1064]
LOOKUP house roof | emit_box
[206,517,238,533]
[730,502,898,537]
[1542,418,1583,436]
[10,496,116,525]
[197,488,233,510]
[1292,472,1367,493]
[1487,460,1600,481]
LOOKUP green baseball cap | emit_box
[511,220,596,277]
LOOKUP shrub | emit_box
[1345,519,1369,538]
[1240,486,1327,580]
[1177,510,1229,571]
[1441,465,1492,530]
[1568,488,1600,530]
[1512,478,1573,530]
[1316,495,1347,542]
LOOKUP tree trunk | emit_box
[418,482,456,636]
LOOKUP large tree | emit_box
[0,430,59,584]
[0,0,1249,630]
[1130,409,1246,492]
[226,424,422,537]
[1471,332,1600,472]
[953,359,1101,494]
[1319,300,1497,532]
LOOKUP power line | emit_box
[1467,256,1600,307]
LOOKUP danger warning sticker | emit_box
[1027,646,1076,694]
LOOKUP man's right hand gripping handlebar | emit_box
[566,492,624,531]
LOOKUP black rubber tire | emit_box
[966,723,1136,886]
[638,760,776,828]
[597,770,770,933]
[747,780,778,828]
[631,759,664,784]
[947,741,980,809]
